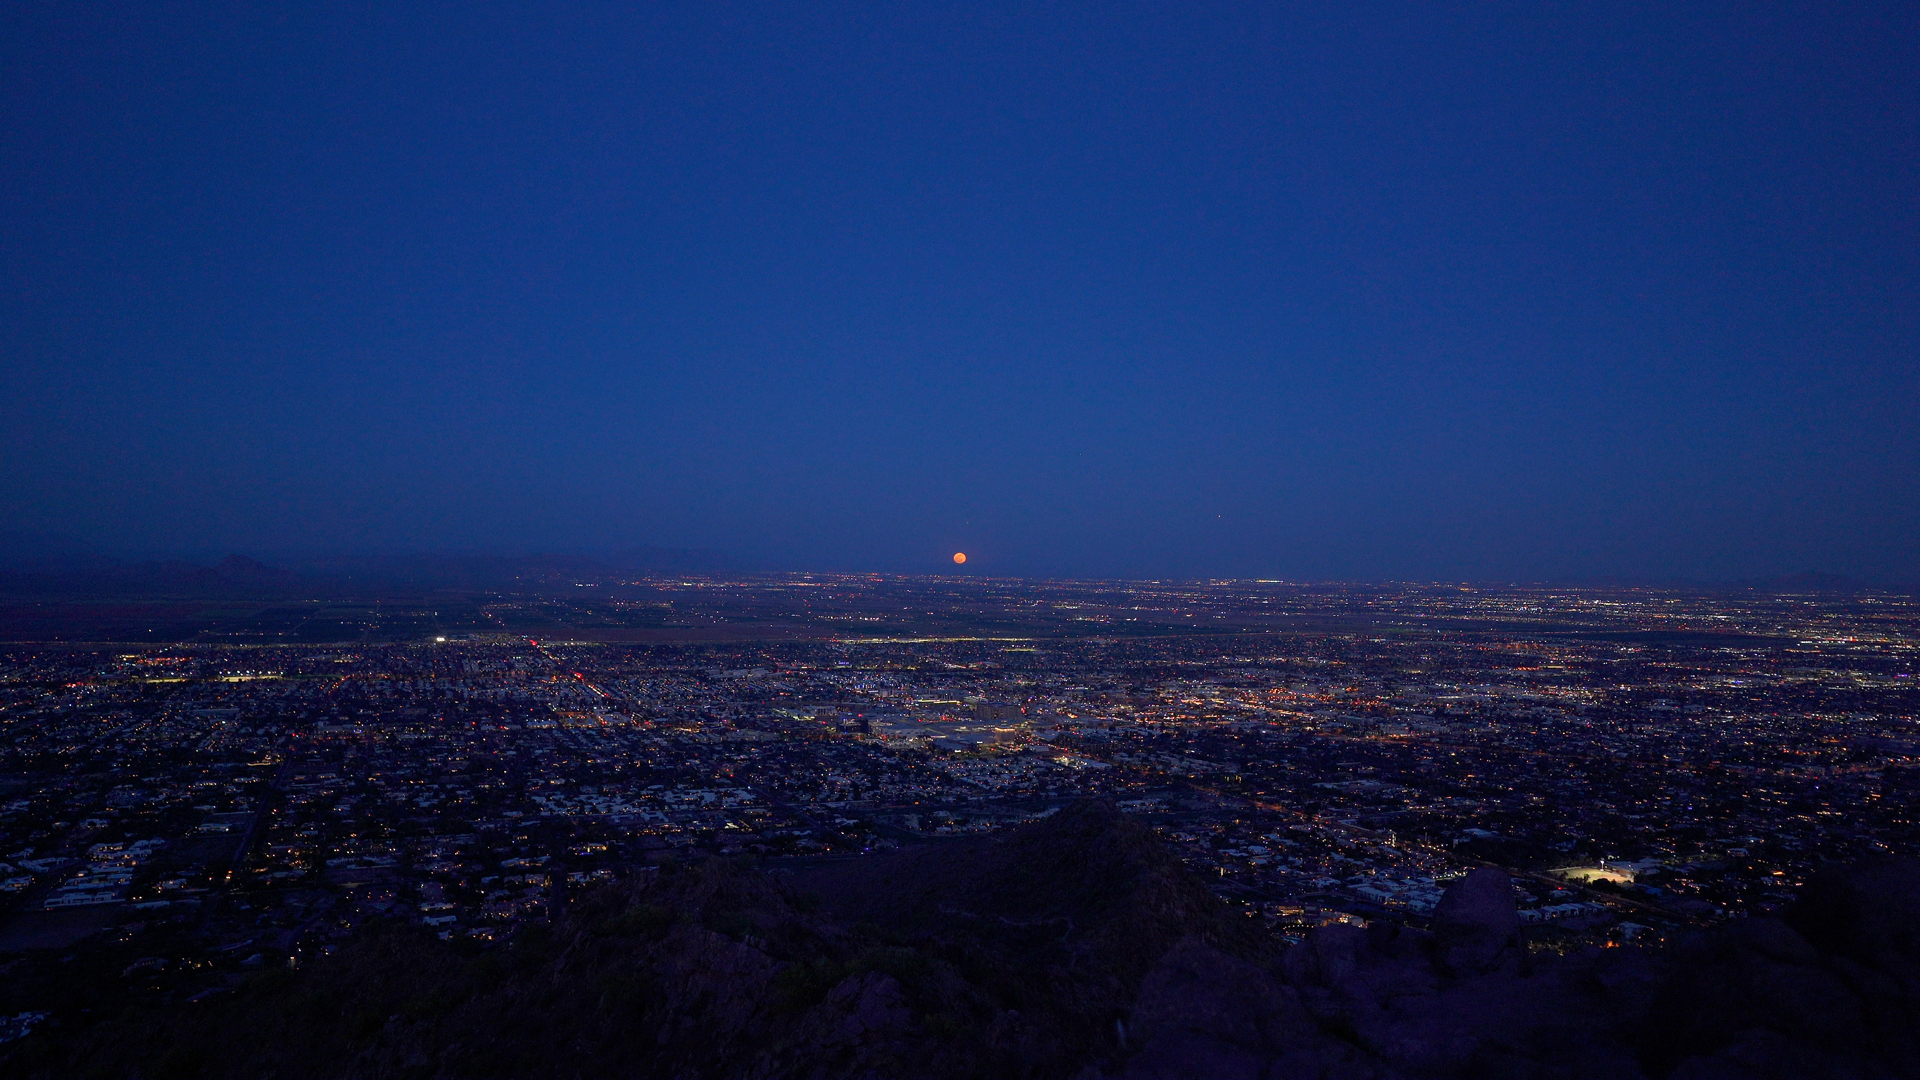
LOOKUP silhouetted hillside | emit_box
[7,805,1918,1079]
[9,801,1246,1079]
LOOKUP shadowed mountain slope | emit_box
[6,806,1919,1080]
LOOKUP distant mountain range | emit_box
[294,547,738,591]
[0,531,1905,596]
[0,533,736,598]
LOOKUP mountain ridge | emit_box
[5,804,1919,1079]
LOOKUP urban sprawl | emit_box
[0,577,1914,1033]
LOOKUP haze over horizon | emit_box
[0,529,1896,593]
[5,4,1916,583]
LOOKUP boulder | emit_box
[1429,869,1523,976]
[1119,937,1335,1080]
[1788,857,1920,973]
[807,971,911,1046]
[1282,921,1367,988]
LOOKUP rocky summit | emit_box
[7,804,1920,1080]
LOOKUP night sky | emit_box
[3,3,1915,582]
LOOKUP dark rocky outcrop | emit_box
[1115,853,1920,1080]
[3,801,1263,1079]
[7,808,1918,1080]
[1428,867,1524,975]
[1635,859,1920,1079]
[1120,937,1367,1080]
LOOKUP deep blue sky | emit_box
[3,3,1916,582]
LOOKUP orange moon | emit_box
[952,552,967,565]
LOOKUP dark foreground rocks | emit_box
[5,803,1918,1080]
[1121,856,1920,1080]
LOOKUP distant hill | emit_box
[0,545,736,600]
[8,803,1919,1079]
[297,546,735,590]
[0,554,309,600]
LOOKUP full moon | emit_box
[952,552,967,565]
